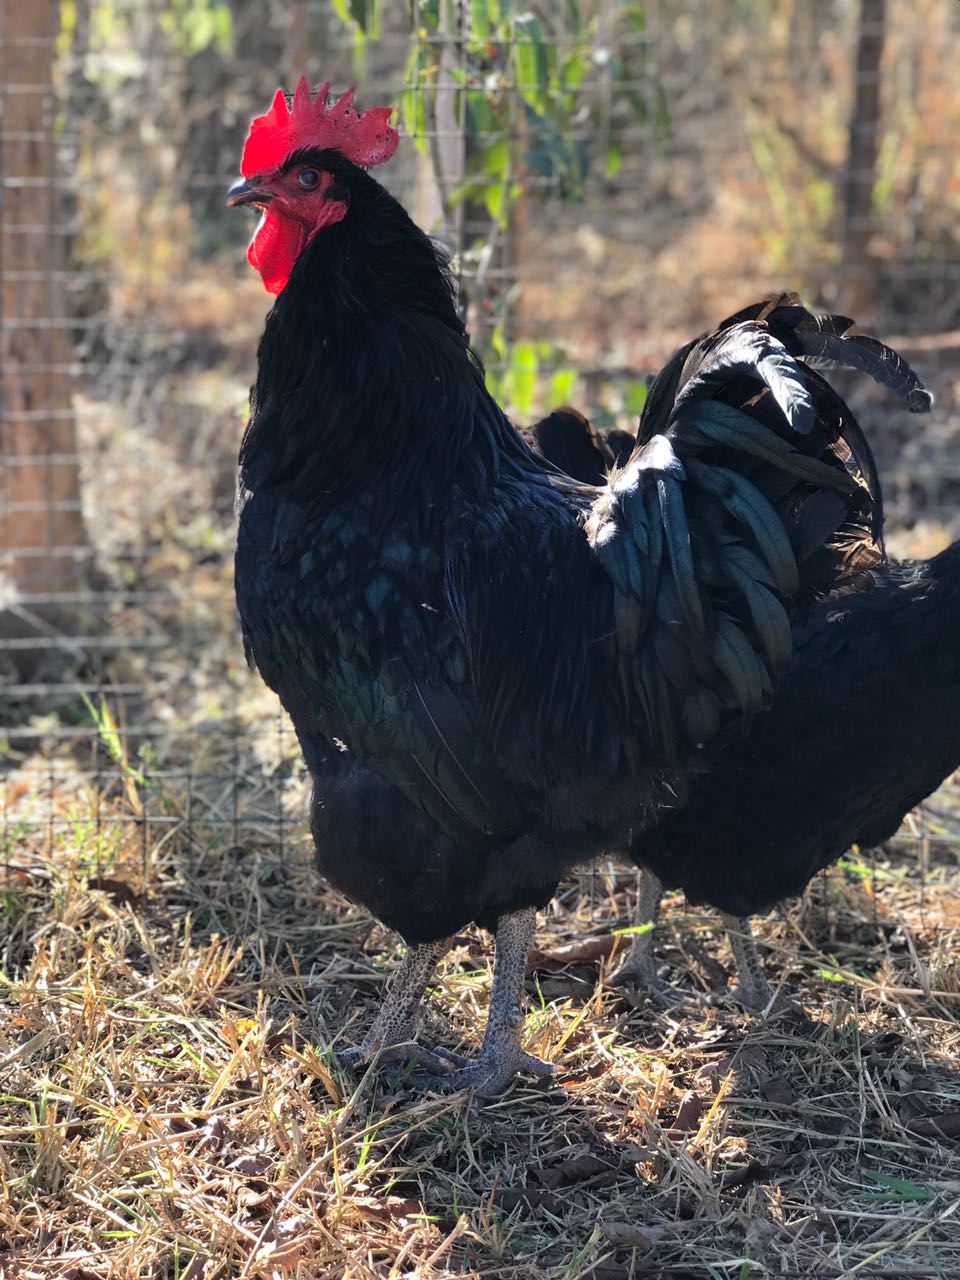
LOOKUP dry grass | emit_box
[3,732,960,1279]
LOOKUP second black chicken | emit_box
[610,538,960,1008]
[530,368,954,1014]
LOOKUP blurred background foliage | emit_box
[44,0,960,414]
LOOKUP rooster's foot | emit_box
[709,977,778,1013]
[404,1045,554,1096]
[714,915,776,1012]
[337,1040,459,1078]
[606,873,698,1008]
[607,954,697,1009]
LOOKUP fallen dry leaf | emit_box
[86,875,140,908]
[762,1074,796,1105]
[228,1152,273,1176]
[555,1060,614,1086]
[717,1158,780,1192]
[669,1090,704,1133]
[198,1114,235,1153]
[601,1221,662,1250]
[534,1154,619,1188]
[527,935,623,972]
[494,1187,565,1215]
[907,1112,960,1140]
[351,1195,426,1223]
[221,1015,259,1043]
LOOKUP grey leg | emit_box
[406,907,554,1095]
[722,915,774,1011]
[340,937,454,1074]
[363,937,451,1050]
[608,872,692,1006]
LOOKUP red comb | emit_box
[240,76,399,176]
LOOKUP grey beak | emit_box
[227,176,270,208]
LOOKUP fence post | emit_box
[1,0,91,665]
[842,0,887,318]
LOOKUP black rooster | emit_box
[229,80,929,1092]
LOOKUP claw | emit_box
[404,1047,554,1096]
[516,1049,555,1080]
[345,908,550,1098]
[337,1040,460,1077]
[708,979,778,1013]
[607,955,697,1008]
[429,1044,474,1069]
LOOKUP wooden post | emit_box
[1,0,91,610]
[842,0,887,318]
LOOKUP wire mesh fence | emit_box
[2,0,960,948]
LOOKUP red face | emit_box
[228,162,348,295]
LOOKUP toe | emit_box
[338,1040,460,1077]
[430,1044,474,1069]
[517,1050,555,1080]
[336,1045,363,1070]
[712,982,776,1012]
[401,1048,554,1096]
[609,965,695,1008]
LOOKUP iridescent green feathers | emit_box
[586,293,929,754]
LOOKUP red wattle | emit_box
[247,208,306,296]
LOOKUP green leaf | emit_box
[399,87,427,152]
[420,0,440,29]
[164,0,234,56]
[861,1170,932,1202]
[514,13,552,114]
[837,854,890,881]
[480,136,511,179]
[461,86,495,136]
[354,0,378,36]
[605,138,623,179]
[623,3,647,34]
[484,178,510,227]
[331,0,378,38]
[470,0,493,38]
[655,84,671,131]
[561,48,587,93]
[548,368,577,403]
[57,0,77,58]
[399,44,430,151]
[508,341,540,415]
[623,378,648,416]
[814,967,847,983]
[331,0,355,31]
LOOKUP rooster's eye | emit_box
[298,169,321,190]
